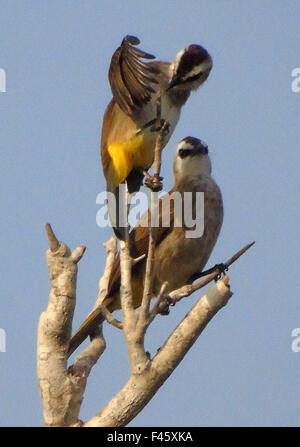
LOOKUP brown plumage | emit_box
[68,137,223,357]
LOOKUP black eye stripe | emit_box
[170,71,203,89]
[179,145,208,158]
[182,71,203,84]
[179,149,191,158]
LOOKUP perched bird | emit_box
[101,35,213,239]
[69,137,223,357]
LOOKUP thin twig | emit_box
[224,241,255,268]
[155,241,255,313]
[138,96,165,327]
[153,96,163,180]
[132,254,146,265]
[119,186,136,323]
[138,191,157,323]
[99,305,123,330]
[148,281,168,324]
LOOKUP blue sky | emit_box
[0,0,299,426]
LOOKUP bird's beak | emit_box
[166,75,180,91]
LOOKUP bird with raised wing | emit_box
[101,36,213,239]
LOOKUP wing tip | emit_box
[123,35,140,45]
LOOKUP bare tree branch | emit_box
[39,225,254,426]
[138,116,166,334]
[37,224,90,427]
[38,224,108,426]
[83,276,232,427]
[114,117,170,378]
[119,236,150,373]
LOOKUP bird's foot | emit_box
[158,295,174,316]
[191,263,229,282]
[213,263,229,281]
[143,172,163,192]
[150,119,170,137]
[136,118,170,137]
[159,307,170,316]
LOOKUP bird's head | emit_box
[168,44,213,92]
[173,136,211,179]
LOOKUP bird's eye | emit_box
[179,148,190,158]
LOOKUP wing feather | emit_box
[108,35,159,116]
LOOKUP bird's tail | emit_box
[106,169,145,240]
[126,169,145,195]
[68,306,105,358]
[106,181,128,241]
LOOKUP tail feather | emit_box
[68,307,105,358]
[126,169,145,194]
[107,170,145,240]
[107,182,128,241]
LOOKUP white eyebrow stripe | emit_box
[174,48,185,69]
[181,65,202,80]
[181,58,212,80]
[177,141,195,150]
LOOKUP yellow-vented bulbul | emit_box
[69,137,223,357]
[101,35,213,239]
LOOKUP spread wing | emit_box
[108,35,159,117]
[106,188,177,298]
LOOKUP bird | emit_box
[68,137,223,357]
[101,35,213,239]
